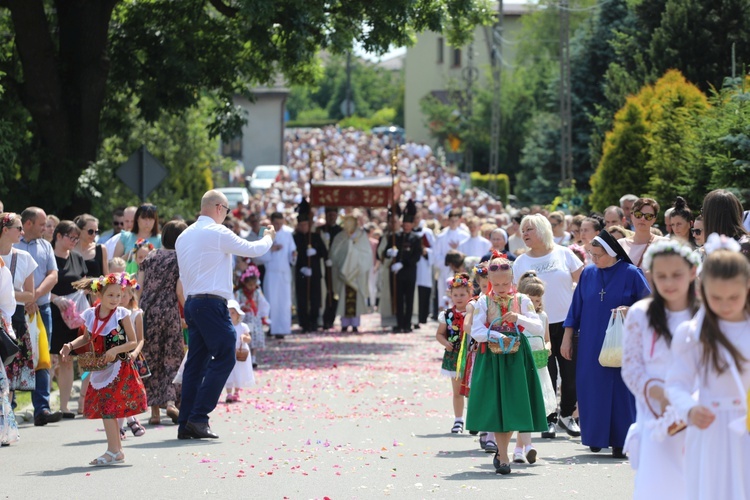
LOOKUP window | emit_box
[451,48,462,68]
[221,134,242,160]
[437,37,444,64]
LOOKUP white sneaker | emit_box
[558,415,581,437]
[512,448,525,463]
[524,445,538,464]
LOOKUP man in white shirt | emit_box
[458,216,492,258]
[175,190,275,440]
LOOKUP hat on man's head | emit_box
[593,229,633,265]
[402,199,417,223]
[296,198,312,221]
[325,206,339,214]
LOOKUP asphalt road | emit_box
[3,315,634,499]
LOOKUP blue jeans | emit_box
[178,297,235,428]
[32,303,52,418]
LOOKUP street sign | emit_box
[116,146,168,201]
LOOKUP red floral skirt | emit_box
[84,360,148,419]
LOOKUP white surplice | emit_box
[254,227,295,335]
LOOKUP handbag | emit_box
[133,352,151,378]
[236,343,250,362]
[0,319,19,366]
[599,309,625,367]
[33,313,51,370]
[8,329,36,391]
[643,378,687,436]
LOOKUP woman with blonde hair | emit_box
[512,214,584,438]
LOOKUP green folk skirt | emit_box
[465,334,547,433]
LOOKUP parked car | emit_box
[246,165,288,193]
[217,187,250,206]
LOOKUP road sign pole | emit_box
[139,145,146,201]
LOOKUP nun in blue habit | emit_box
[561,230,650,458]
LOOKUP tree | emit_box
[0,0,492,214]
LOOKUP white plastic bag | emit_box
[27,313,40,369]
[599,309,624,367]
[172,350,188,385]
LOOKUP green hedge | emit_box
[286,118,339,128]
[470,172,510,205]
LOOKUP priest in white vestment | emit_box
[254,212,295,338]
[330,215,372,332]
[435,208,469,310]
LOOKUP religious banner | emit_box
[310,176,399,208]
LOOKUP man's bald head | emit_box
[201,190,230,222]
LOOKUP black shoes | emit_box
[34,410,63,427]
[178,421,219,440]
[493,454,511,475]
[612,447,626,459]
[541,421,557,439]
[590,446,602,453]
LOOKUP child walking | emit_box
[466,256,547,474]
[514,271,556,464]
[666,235,750,499]
[436,272,471,434]
[622,240,699,498]
[235,265,269,369]
[60,273,147,466]
[117,275,147,439]
[224,300,256,403]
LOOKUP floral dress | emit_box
[81,307,147,419]
[140,249,184,406]
[235,286,269,350]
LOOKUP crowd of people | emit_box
[0,125,748,497]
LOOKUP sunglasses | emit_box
[140,205,158,216]
[87,228,100,236]
[691,228,702,236]
[216,203,230,214]
[633,211,656,221]
[489,263,511,272]
[112,221,124,226]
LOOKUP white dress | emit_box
[525,311,557,416]
[254,228,295,336]
[622,299,690,499]
[225,322,256,389]
[666,311,750,500]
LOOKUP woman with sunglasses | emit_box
[74,214,109,280]
[619,198,668,272]
[114,204,161,260]
[49,221,88,419]
[691,216,705,247]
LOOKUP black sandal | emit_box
[451,421,464,434]
[493,454,511,475]
[127,419,146,437]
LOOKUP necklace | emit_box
[598,266,612,302]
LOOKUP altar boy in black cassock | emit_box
[388,200,422,333]
[320,207,342,330]
[293,199,328,333]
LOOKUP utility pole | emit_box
[559,0,573,186]
[485,0,503,193]
[462,43,479,173]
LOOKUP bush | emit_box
[470,171,510,205]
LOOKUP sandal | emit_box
[90,450,124,466]
[127,419,146,437]
[119,427,127,440]
[148,416,161,426]
[166,406,179,424]
[493,454,511,475]
[451,421,464,434]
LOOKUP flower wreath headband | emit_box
[448,274,471,289]
[240,265,261,282]
[1,212,17,228]
[642,239,702,270]
[133,238,155,252]
[90,273,140,293]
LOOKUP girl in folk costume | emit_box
[461,261,498,453]
[224,300,255,403]
[436,272,471,434]
[621,240,699,499]
[666,235,750,500]
[514,271,556,464]
[59,274,147,466]
[466,256,547,475]
[117,275,147,439]
[235,264,269,368]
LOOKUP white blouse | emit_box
[622,298,692,408]
[470,293,542,342]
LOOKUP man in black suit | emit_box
[388,200,422,333]
[293,199,328,333]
